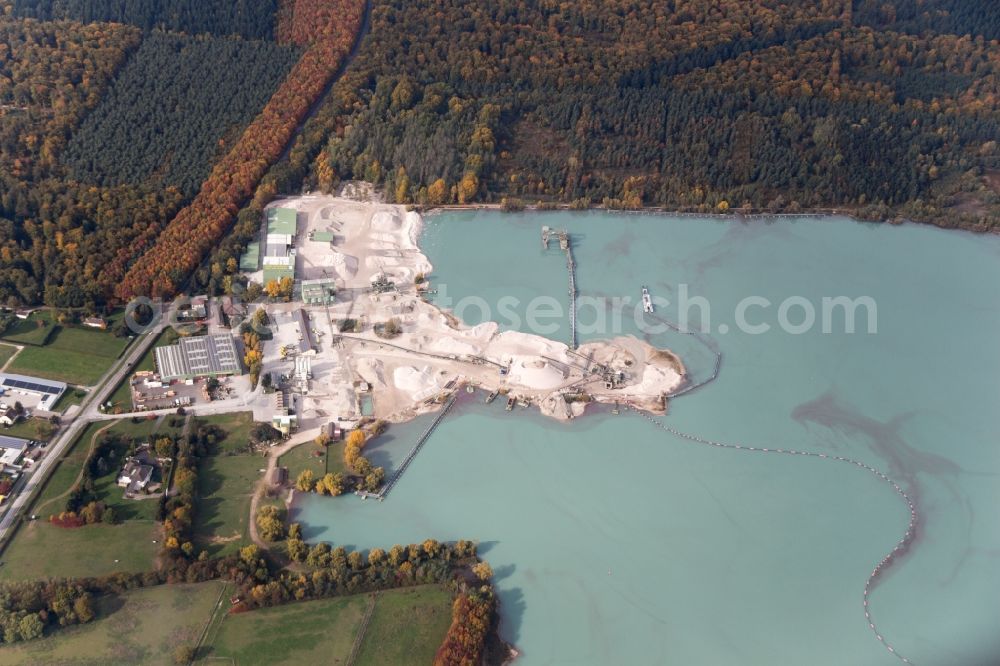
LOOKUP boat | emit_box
[641,286,654,313]
[486,389,499,404]
[506,397,515,411]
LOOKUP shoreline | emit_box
[256,194,687,430]
[420,201,1000,236]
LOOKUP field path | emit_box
[32,421,115,516]
[0,342,23,372]
[345,592,379,666]
[248,427,322,551]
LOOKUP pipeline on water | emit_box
[627,403,917,664]
[640,312,722,398]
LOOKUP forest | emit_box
[853,0,1000,40]
[115,0,365,299]
[63,32,300,197]
[0,17,139,180]
[10,0,279,40]
[3,0,1000,306]
[299,0,999,233]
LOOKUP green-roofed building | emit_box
[267,207,297,235]
[263,265,294,284]
[240,240,261,272]
[302,277,336,304]
[310,230,335,243]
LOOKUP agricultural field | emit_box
[353,585,454,666]
[0,581,226,666]
[0,520,159,582]
[199,585,453,666]
[64,32,301,198]
[4,322,129,385]
[201,590,368,664]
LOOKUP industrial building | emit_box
[309,230,335,243]
[154,334,242,381]
[293,308,317,355]
[262,207,298,284]
[0,373,67,411]
[301,277,336,304]
[272,392,297,434]
[0,434,29,466]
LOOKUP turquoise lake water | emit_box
[294,211,1000,665]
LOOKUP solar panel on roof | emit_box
[1,378,61,395]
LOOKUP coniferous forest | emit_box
[11,0,279,40]
[1,0,1000,307]
[63,32,300,197]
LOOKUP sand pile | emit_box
[393,365,444,402]
[507,356,567,390]
[318,251,358,277]
[371,210,403,232]
[622,364,683,397]
[428,337,479,356]
[356,358,388,389]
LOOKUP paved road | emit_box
[0,323,164,541]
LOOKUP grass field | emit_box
[0,520,159,582]
[5,323,129,385]
[0,581,226,666]
[52,387,88,412]
[197,412,256,453]
[1,417,56,442]
[111,414,184,441]
[0,342,18,368]
[278,441,328,481]
[194,452,265,557]
[279,440,347,482]
[0,312,56,346]
[202,591,368,665]
[199,585,452,666]
[31,421,104,511]
[354,585,454,666]
[188,412,263,557]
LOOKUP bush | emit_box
[173,645,196,665]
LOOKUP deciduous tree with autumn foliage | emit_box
[115,0,365,300]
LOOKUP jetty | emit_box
[565,233,577,349]
[543,227,578,349]
[370,393,458,500]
